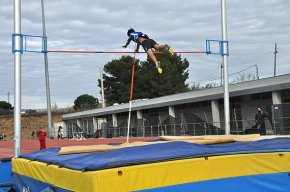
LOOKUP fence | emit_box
[3,118,282,141]
[23,106,290,140]
[272,104,290,135]
[63,118,289,140]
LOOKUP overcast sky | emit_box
[0,0,289,109]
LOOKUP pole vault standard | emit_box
[13,0,21,158]
[221,0,230,135]
[12,1,229,156]
[12,34,228,146]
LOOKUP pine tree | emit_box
[100,53,189,105]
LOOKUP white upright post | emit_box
[14,0,21,157]
[41,0,53,138]
[221,0,230,135]
[100,67,106,108]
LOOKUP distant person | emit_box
[255,107,268,135]
[122,28,174,74]
[31,129,35,140]
[58,126,63,139]
[1,131,5,140]
[37,127,47,150]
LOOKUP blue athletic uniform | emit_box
[128,32,148,43]
[128,32,156,52]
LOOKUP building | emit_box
[62,74,290,138]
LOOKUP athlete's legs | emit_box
[142,39,162,73]
[154,44,170,51]
[147,48,158,64]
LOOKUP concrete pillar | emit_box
[211,100,221,128]
[112,114,118,127]
[168,106,176,135]
[112,114,118,137]
[168,106,176,118]
[93,117,98,132]
[63,121,68,138]
[75,119,82,138]
[137,110,143,119]
[272,91,282,105]
[98,118,107,128]
[76,119,81,130]
[136,110,143,137]
[137,110,143,126]
[98,118,107,138]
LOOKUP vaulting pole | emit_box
[126,44,137,143]
[13,0,21,157]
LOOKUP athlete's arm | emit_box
[135,43,140,52]
[122,39,131,48]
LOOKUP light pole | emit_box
[41,0,53,138]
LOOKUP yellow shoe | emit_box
[169,47,174,55]
[157,67,163,74]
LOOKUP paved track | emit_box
[0,137,158,158]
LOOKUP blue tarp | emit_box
[19,138,290,171]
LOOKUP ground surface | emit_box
[0,137,158,158]
[0,112,64,140]
[0,113,158,159]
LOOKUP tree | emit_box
[99,56,141,105]
[231,73,257,84]
[0,101,12,110]
[74,94,99,110]
[99,53,189,105]
[136,52,189,98]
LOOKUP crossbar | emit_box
[47,50,207,54]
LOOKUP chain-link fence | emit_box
[272,104,290,135]
[65,119,289,139]
[60,121,261,139]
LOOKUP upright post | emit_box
[221,0,230,135]
[274,43,277,77]
[126,43,137,143]
[220,63,223,86]
[100,67,106,107]
[41,0,53,138]
[7,92,10,104]
[14,0,21,157]
[255,64,259,79]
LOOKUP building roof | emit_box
[63,74,290,120]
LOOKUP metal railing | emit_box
[63,117,290,139]
[272,116,290,135]
[64,121,235,139]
